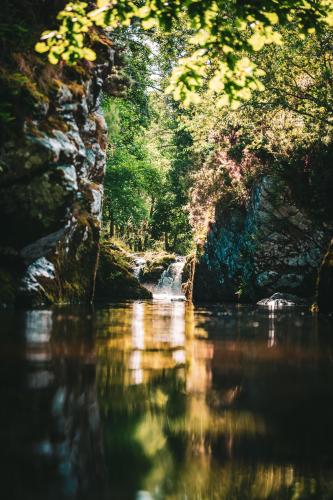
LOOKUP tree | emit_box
[36,1,333,106]
[177,23,333,238]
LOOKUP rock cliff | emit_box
[0,23,119,305]
[316,238,333,312]
[193,176,332,304]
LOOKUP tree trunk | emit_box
[164,232,169,252]
[172,232,179,251]
[109,213,115,238]
[149,196,155,218]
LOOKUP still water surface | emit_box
[1,301,333,500]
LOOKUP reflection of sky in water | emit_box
[268,310,276,348]
[126,302,187,383]
[26,351,52,362]
[132,302,145,350]
[25,310,52,343]
[172,349,186,365]
[25,311,54,390]
[170,302,185,348]
[130,303,145,384]
[129,350,144,385]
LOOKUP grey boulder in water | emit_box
[257,293,307,307]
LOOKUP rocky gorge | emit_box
[2,5,333,500]
[0,10,124,306]
[1,67,332,310]
[0,3,332,313]
[192,175,333,310]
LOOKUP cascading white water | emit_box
[154,256,186,301]
[133,257,146,279]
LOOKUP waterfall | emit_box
[154,256,186,300]
[133,254,186,301]
[133,257,146,279]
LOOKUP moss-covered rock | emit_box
[181,253,196,301]
[193,176,332,303]
[95,242,152,301]
[0,20,122,307]
[140,253,176,283]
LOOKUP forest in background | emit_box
[100,19,333,255]
[101,26,194,255]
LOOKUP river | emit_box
[1,301,333,499]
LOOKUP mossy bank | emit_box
[95,241,152,301]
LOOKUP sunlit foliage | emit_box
[182,24,333,238]
[36,0,333,104]
[34,1,333,251]
[102,28,194,253]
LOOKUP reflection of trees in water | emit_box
[96,302,333,499]
[2,304,333,499]
[0,309,107,500]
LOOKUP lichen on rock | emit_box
[193,175,332,303]
[0,26,120,306]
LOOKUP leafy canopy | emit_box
[36,0,333,105]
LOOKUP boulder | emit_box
[257,293,307,307]
[95,242,152,301]
[140,253,176,283]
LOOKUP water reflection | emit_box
[268,308,276,348]
[25,310,52,343]
[0,303,333,499]
[0,309,106,500]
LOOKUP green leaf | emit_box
[48,51,60,64]
[35,42,49,53]
[142,18,157,30]
[82,47,96,61]
[262,12,279,25]
[248,32,266,51]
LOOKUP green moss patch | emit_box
[95,241,152,301]
[140,253,176,283]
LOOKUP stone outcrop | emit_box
[257,292,307,307]
[95,241,152,301]
[140,253,177,283]
[0,33,120,306]
[181,253,196,301]
[193,176,332,303]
